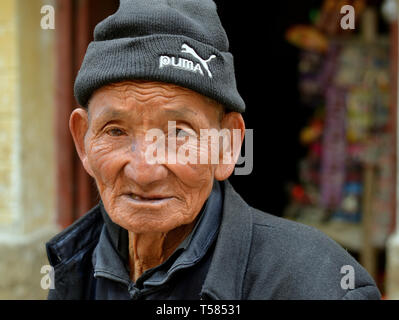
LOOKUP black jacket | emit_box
[46,180,381,299]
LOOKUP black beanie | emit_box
[73,0,245,113]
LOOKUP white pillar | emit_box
[0,0,59,299]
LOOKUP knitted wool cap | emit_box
[74,0,245,113]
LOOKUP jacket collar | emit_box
[45,204,104,299]
[46,204,103,267]
[200,179,253,300]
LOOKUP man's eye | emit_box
[176,128,189,136]
[106,128,125,136]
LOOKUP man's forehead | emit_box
[86,81,224,124]
[88,85,221,117]
[90,81,196,106]
[92,81,195,101]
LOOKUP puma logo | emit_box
[180,44,216,78]
[158,44,216,78]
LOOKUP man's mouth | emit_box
[126,193,173,203]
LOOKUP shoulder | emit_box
[243,207,381,299]
[46,204,104,299]
[46,203,103,266]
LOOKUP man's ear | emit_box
[69,108,94,177]
[214,112,245,181]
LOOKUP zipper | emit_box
[128,281,171,300]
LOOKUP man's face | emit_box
[72,81,237,234]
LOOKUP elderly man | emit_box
[46,0,381,300]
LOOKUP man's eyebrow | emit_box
[95,108,129,120]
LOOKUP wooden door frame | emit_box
[54,0,118,228]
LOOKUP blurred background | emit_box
[1,0,399,299]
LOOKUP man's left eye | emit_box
[176,128,189,136]
[107,128,125,136]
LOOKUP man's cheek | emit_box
[196,137,221,165]
[167,141,215,184]
[88,142,127,186]
[168,163,214,189]
[174,140,216,164]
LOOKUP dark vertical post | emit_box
[74,0,96,218]
[55,0,119,227]
[55,0,75,228]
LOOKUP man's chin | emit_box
[117,220,180,234]
[107,206,181,234]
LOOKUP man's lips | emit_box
[123,192,174,204]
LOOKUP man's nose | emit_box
[123,140,168,186]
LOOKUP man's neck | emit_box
[128,220,197,282]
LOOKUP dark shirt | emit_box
[91,180,223,300]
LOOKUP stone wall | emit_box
[0,0,59,299]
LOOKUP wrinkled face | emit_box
[73,81,240,234]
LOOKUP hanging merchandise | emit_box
[331,181,363,223]
[297,51,325,106]
[286,25,329,53]
[285,26,393,233]
[320,86,347,211]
